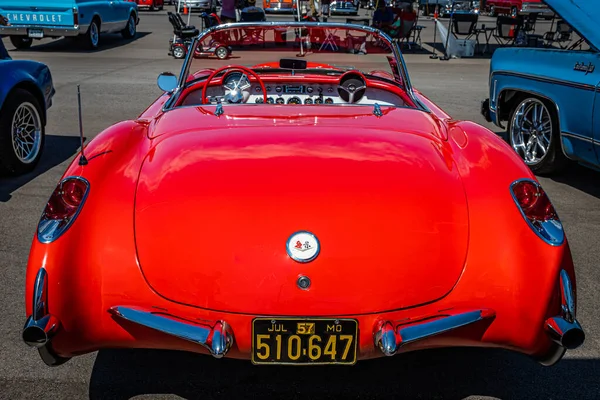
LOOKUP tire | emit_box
[122,14,137,39]
[215,45,229,59]
[506,97,568,175]
[86,18,100,49]
[0,89,45,176]
[9,36,33,50]
[173,45,186,59]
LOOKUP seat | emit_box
[494,16,521,46]
[451,13,478,41]
[168,11,199,39]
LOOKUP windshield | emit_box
[186,23,402,83]
[171,22,421,109]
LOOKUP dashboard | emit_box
[181,71,407,107]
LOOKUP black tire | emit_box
[0,89,45,176]
[121,13,137,39]
[506,96,568,175]
[9,36,33,50]
[86,18,100,49]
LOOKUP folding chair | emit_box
[494,16,521,46]
[451,13,478,41]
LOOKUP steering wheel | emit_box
[201,65,268,105]
[338,71,367,104]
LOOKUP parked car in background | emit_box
[330,0,359,15]
[136,0,165,10]
[0,59,54,176]
[439,0,477,17]
[482,0,553,18]
[482,0,599,174]
[263,0,297,13]
[0,0,139,50]
[178,0,217,12]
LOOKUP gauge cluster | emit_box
[252,83,339,105]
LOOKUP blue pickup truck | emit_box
[0,0,139,50]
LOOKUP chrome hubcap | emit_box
[11,102,42,164]
[510,99,552,165]
[91,23,98,45]
[174,47,184,57]
[217,47,227,58]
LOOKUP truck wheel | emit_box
[122,14,137,39]
[10,36,33,50]
[507,97,568,175]
[86,19,100,49]
[0,89,45,176]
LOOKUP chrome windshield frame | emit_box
[165,21,429,113]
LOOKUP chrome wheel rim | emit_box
[11,102,42,164]
[510,99,553,165]
[173,47,185,58]
[90,22,99,46]
[216,47,227,58]
[128,16,135,36]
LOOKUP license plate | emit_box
[251,318,358,365]
[28,29,43,38]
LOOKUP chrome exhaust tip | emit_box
[543,269,585,350]
[545,316,585,350]
[22,314,60,348]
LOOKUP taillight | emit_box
[510,179,564,245]
[37,177,89,243]
[73,8,79,25]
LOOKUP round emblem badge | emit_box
[286,231,320,263]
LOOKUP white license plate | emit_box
[28,29,44,38]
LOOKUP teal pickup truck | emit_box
[0,0,139,50]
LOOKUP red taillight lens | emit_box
[44,178,87,220]
[512,180,557,222]
[511,179,564,245]
[38,177,89,243]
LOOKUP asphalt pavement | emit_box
[0,8,599,400]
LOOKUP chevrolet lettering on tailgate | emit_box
[0,0,139,50]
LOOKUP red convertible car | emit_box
[22,22,584,367]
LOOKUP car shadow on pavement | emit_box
[0,134,82,202]
[89,347,600,400]
[545,163,600,200]
[6,32,151,54]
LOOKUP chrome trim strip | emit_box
[492,71,597,92]
[561,131,595,144]
[165,22,428,114]
[109,306,234,358]
[509,178,565,246]
[374,309,495,356]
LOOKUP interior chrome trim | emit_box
[109,306,234,358]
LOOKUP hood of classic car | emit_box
[134,106,469,315]
[543,0,600,51]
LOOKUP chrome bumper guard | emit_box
[544,269,585,350]
[109,306,234,358]
[22,268,70,366]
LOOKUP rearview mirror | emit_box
[157,72,178,92]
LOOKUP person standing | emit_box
[0,14,11,60]
[320,0,331,21]
[220,0,238,23]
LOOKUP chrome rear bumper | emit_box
[109,306,234,358]
[0,25,81,37]
[374,309,496,356]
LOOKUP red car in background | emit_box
[483,0,554,18]
[136,0,165,10]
